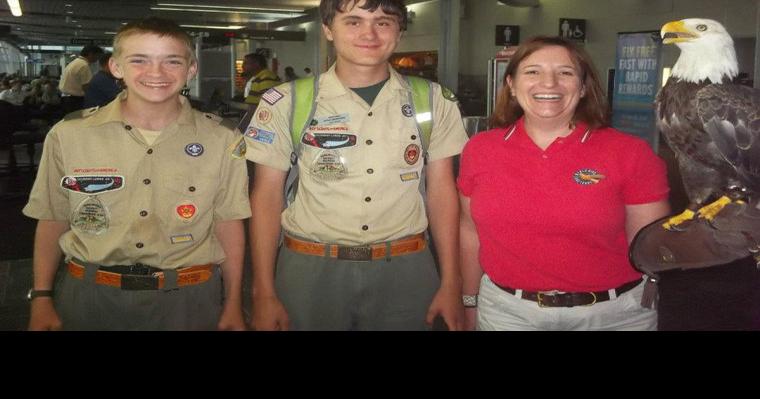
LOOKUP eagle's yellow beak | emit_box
[661,20,697,44]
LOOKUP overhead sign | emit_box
[70,38,111,46]
[559,18,586,42]
[495,25,520,46]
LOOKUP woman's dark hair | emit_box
[490,36,609,129]
[320,0,407,31]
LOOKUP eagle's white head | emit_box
[662,18,738,84]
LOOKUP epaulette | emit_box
[63,106,99,121]
[202,112,223,123]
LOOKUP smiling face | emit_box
[507,45,585,125]
[322,0,402,71]
[109,33,197,108]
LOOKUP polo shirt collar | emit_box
[508,117,592,146]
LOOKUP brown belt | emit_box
[284,233,426,261]
[495,279,643,308]
[67,260,215,290]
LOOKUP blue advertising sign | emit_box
[611,31,662,149]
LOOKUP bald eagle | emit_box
[657,18,760,229]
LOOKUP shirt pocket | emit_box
[159,174,217,231]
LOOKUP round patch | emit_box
[310,119,319,126]
[401,104,413,117]
[71,196,109,235]
[573,168,605,185]
[185,143,204,157]
[404,144,421,165]
[256,108,272,124]
[176,202,197,221]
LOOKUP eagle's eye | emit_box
[696,24,708,31]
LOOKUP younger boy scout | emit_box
[246,0,468,330]
[24,17,251,330]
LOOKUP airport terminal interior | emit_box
[0,0,757,330]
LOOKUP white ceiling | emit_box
[0,0,321,45]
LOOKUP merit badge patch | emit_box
[245,127,275,144]
[573,169,606,185]
[404,144,421,165]
[401,104,414,117]
[71,196,109,235]
[176,202,197,221]
[185,143,204,157]
[256,108,273,124]
[170,234,194,244]
[261,88,284,105]
[61,175,124,195]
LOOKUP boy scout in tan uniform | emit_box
[246,0,468,330]
[24,18,250,331]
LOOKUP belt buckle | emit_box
[120,275,159,290]
[582,292,598,306]
[536,291,560,308]
[337,245,372,261]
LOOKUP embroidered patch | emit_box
[245,127,275,144]
[256,108,273,124]
[185,143,204,157]
[71,196,109,235]
[261,88,284,105]
[230,136,247,159]
[170,234,194,244]
[313,113,350,126]
[302,133,357,149]
[400,171,420,182]
[61,175,124,194]
[308,125,350,133]
[573,169,606,185]
[176,202,197,221]
[441,86,458,102]
[401,104,413,117]
[404,144,421,165]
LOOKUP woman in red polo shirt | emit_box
[458,36,670,330]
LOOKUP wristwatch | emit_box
[27,289,54,301]
[462,294,478,308]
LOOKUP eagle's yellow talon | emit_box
[697,196,732,221]
[662,209,696,230]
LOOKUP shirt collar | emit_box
[317,63,410,100]
[83,91,196,129]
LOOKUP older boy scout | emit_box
[24,18,250,330]
[245,0,468,330]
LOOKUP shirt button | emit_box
[143,178,151,185]
[411,135,417,140]
[364,197,371,202]
[146,148,153,154]
[139,210,148,217]
[365,139,373,145]
[188,186,196,192]
[136,242,144,248]
[367,112,373,117]
[362,225,369,231]
[366,168,374,174]
[125,125,132,131]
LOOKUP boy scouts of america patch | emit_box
[404,144,421,165]
[401,104,413,117]
[185,143,204,157]
[61,175,124,194]
[245,126,275,144]
[176,202,197,222]
[256,108,273,124]
[261,88,284,105]
[573,169,605,185]
[71,196,109,235]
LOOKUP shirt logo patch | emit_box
[176,202,197,221]
[401,104,413,117]
[302,133,357,149]
[404,144,421,165]
[185,143,204,157]
[573,169,606,185]
[61,175,124,194]
[261,88,284,105]
[256,108,273,124]
[245,127,275,144]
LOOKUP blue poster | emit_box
[611,31,662,149]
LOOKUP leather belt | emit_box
[67,260,215,290]
[495,279,643,308]
[284,233,426,261]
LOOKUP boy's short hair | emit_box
[320,0,407,31]
[80,45,104,57]
[98,53,112,68]
[112,17,195,62]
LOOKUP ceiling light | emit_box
[150,6,304,17]
[157,3,304,13]
[7,0,22,17]
[180,24,245,30]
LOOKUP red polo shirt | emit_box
[457,118,669,291]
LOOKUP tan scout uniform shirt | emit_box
[59,56,92,97]
[23,93,251,269]
[245,64,468,245]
